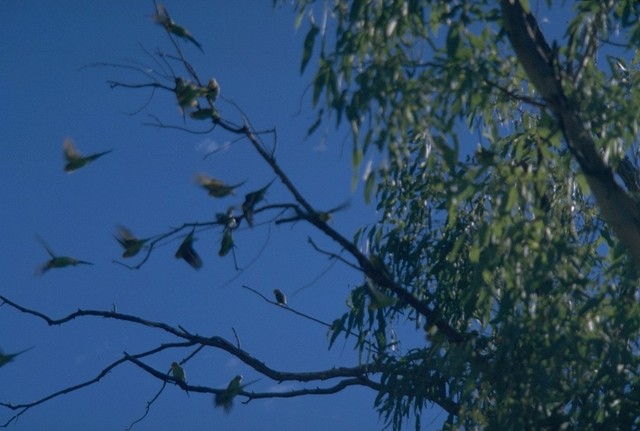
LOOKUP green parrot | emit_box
[273,289,287,306]
[214,375,244,414]
[36,237,93,275]
[216,207,238,229]
[63,137,112,173]
[196,173,245,198]
[206,78,220,104]
[170,361,186,383]
[242,179,275,227]
[174,78,207,112]
[153,4,204,52]
[115,225,149,258]
[189,108,219,121]
[0,346,34,368]
[175,229,203,270]
[218,228,234,257]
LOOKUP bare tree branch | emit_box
[0,341,197,427]
[306,236,360,271]
[125,380,168,431]
[241,284,334,329]
[0,294,386,427]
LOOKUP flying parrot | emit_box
[115,225,149,258]
[0,346,34,368]
[242,179,275,227]
[195,173,245,198]
[214,375,243,414]
[153,4,204,52]
[218,228,234,257]
[36,237,93,275]
[175,229,203,270]
[273,289,287,306]
[170,361,187,383]
[63,137,112,173]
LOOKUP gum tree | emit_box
[3,1,640,430]
[291,0,640,428]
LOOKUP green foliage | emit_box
[295,0,640,429]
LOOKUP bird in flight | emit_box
[36,236,92,275]
[63,137,112,173]
[175,229,203,270]
[153,3,204,52]
[0,346,34,368]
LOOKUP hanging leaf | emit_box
[364,169,376,204]
[301,24,319,74]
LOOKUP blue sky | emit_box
[0,1,596,430]
[0,1,438,430]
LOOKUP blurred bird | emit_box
[189,108,219,121]
[63,137,112,173]
[115,226,149,258]
[218,228,234,257]
[174,77,207,112]
[242,180,275,227]
[153,3,203,52]
[206,78,220,104]
[36,236,93,274]
[0,346,34,368]
[273,289,287,306]
[214,375,243,414]
[175,229,203,270]
[216,207,237,229]
[195,173,245,198]
[170,361,186,383]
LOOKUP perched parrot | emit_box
[36,237,93,275]
[170,361,186,383]
[206,78,220,104]
[196,173,245,198]
[174,78,207,112]
[63,137,112,173]
[214,375,244,414]
[153,4,204,52]
[189,108,219,121]
[175,229,203,270]
[242,180,275,227]
[0,346,34,368]
[115,226,149,258]
[273,289,287,306]
[216,207,237,229]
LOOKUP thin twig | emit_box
[306,237,360,271]
[290,258,338,298]
[0,341,197,427]
[241,285,333,329]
